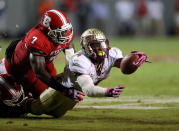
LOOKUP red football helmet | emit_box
[0,74,25,107]
[40,9,74,45]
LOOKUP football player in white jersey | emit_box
[19,28,147,118]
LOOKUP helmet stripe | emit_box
[48,9,67,25]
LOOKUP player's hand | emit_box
[105,86,125,98]
[131,51,148,67]
[65,88,85,103]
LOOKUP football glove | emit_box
[64,88,85,103]
[131,51,148,67]
[49,75,85,102]
[105,86,125,97]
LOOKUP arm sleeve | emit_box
[76,75,107,97]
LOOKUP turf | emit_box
[0,37,179,131]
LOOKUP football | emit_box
[120,53,139,74]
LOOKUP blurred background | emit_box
[0,0,179,39]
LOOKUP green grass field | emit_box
[0,37,179,131]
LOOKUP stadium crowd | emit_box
[0,0,179,38]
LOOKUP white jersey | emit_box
[61,47,123,90]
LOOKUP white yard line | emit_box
[75,105,172,110]
[75,97,179,110]
[81,97,179,104]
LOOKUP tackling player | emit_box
[22,28,147,118]
[0,9,84,117]
[3,9,79,97]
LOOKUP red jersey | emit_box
[5,25,71,76]
[3,9,75,98]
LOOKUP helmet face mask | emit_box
[48,23,73,44]
[80,28,109,62]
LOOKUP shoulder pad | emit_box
[69,53,92,74]
[109,47,123,59]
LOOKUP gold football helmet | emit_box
[80,28,109,62]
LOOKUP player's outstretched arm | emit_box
[113,58,123,68]
[77,75,125,97]
[77,74,106,97]
[114,51,148,69]
[29,53,62,90]
[105,86,125,97]
[29,53,84,101]
[131,51,148,67]
[29,53,52,84]
[114,51,149,74]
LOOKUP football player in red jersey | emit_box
[4,9,75,97]
[0,9,84,113]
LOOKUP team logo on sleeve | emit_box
[76,54,81,57]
